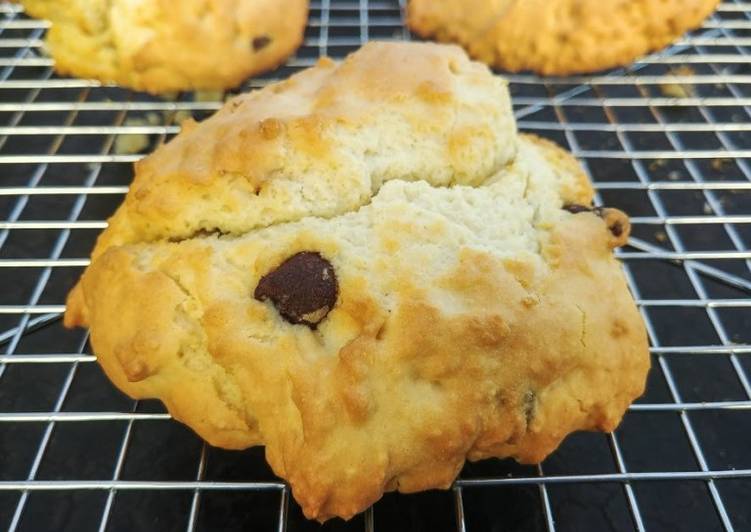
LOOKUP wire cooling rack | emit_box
[0,1,750,531]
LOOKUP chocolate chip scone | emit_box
[20,0,308,93]
[408,0,720,75]
[65,42,650,521]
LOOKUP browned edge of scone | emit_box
[19,0,310,94]
[406,0,722,76]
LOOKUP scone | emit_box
[408,0,720,75]
[20,0,308,93]
[65,42,650,521]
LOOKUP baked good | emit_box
[64,41,650,521]
[20,0,308,93]
[407,0,721,75]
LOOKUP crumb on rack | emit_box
[113,113,161,155]
[194,90,225,102]
[659,66,696,98]
[667,170,682,181]
[711,158,733,172]
[648,159,667,172]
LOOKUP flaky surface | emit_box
[408,0,721,75]
[20,0,308,93]
[65,42,650,521]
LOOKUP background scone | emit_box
[65,42,650,521]
[20,0,308,93]
[408,0,721,75]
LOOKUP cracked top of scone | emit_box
[20,0,309,93]
[65,42,649,522]
[82,41,521,260]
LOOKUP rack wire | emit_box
[0,0,749,530]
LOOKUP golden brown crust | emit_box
[408,0,721,75]
[65,42,650,521]
[521,134,593,203]
[20,0,308,93]
[65,41,518,326]
[78,197,647,520]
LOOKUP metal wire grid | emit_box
[0,1,749,531]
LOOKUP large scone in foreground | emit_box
[408,0,720,75]
[65,42,650,521]
[20,0,308,93]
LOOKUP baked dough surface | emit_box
[65,42,650,521]
[408,0,721,75]
[20,0,308,92]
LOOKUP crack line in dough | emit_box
[123,139,567,271]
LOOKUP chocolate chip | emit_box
[609,220,624,237]
[252,36,272,51]
[254,252,338,328]
[594,208,627,238]
[562,203,593,214]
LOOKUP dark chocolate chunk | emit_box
[609,220,624,237]
[254,252,338,328]
[562,203,593,214]
[252,36,272,51]
[593,207,626,238]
